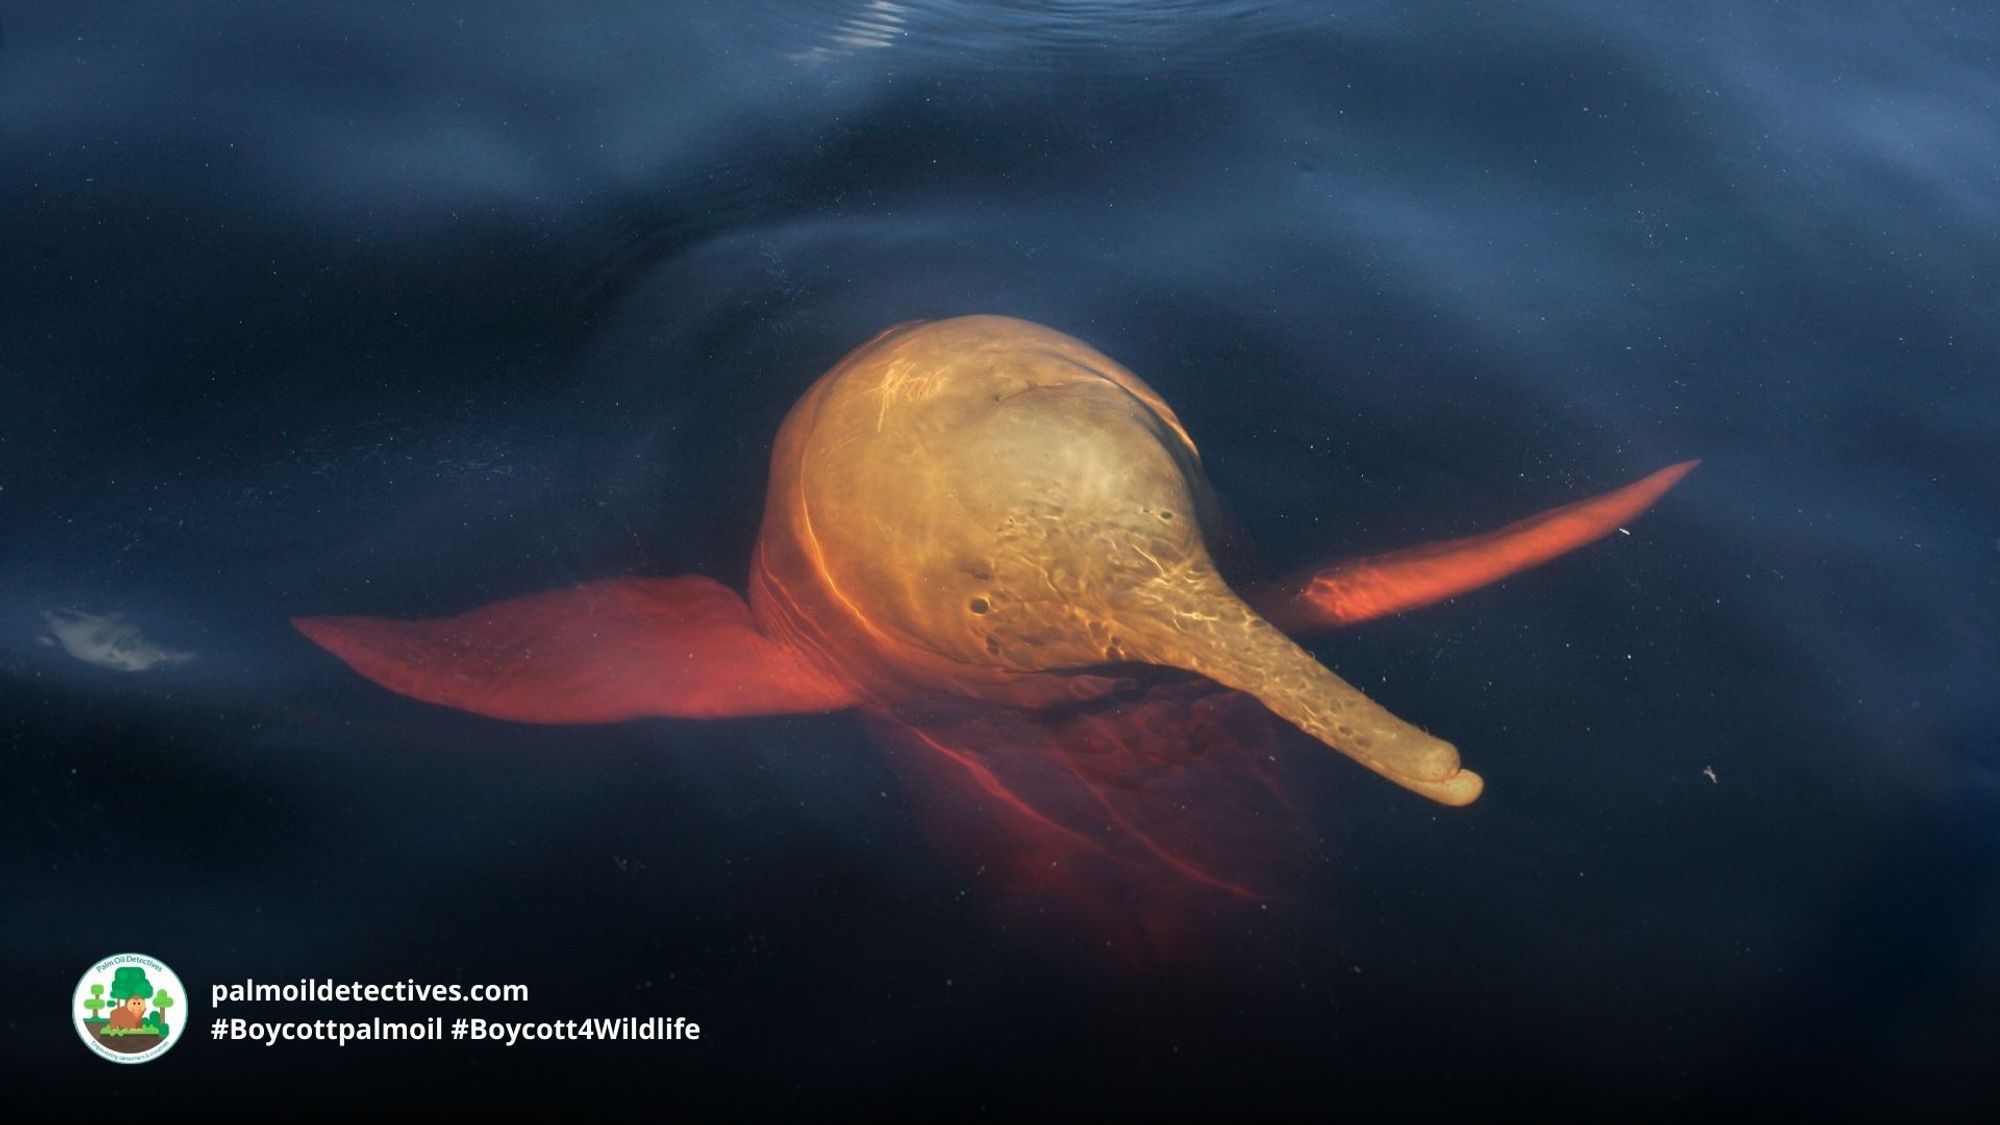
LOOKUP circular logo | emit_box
[74,953,188,1064]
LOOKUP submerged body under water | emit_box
[6,1,1996,1114]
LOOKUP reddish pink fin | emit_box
[870,682,1318,969]
[294,576,858,723]
[1255,460,1698,633]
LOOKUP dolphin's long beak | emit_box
[1119,570,1484,806]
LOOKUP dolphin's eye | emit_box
[968,596,992,615]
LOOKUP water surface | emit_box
[6,1,1996,1113]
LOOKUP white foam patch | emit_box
[39,609,195,673]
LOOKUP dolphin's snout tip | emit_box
[1406,767,1483,807]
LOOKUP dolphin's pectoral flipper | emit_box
[294,576,859,723]
[1252,460,1699,635]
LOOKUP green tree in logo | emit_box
[82,983,108,1024]
[147,988,174,1033]
[109,966,155,1005]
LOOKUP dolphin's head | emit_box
[750,315,1480,805]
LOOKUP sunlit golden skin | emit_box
[749,315,1483,805]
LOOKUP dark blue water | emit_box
[7,1,1996,1113]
